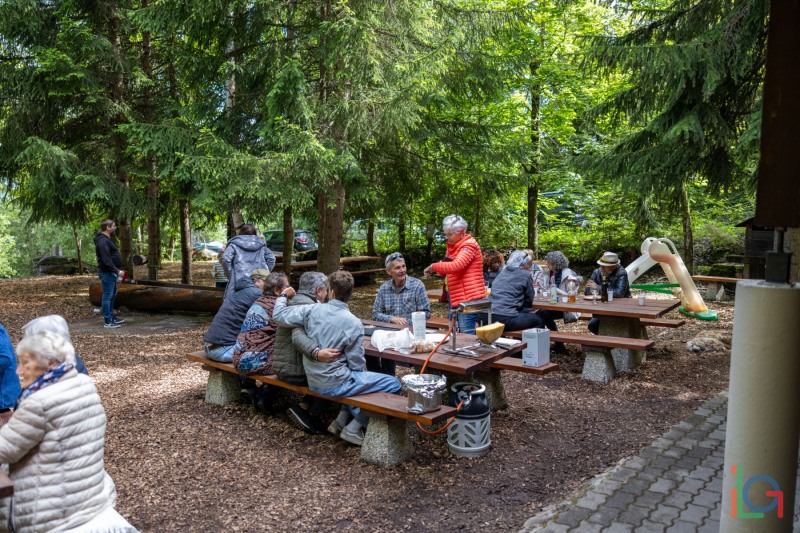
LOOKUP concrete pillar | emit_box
[598,317,648,371]
[721,280,800,531]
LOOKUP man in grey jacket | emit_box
[273,271,401,446]
[273,271,338,434]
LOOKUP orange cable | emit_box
[416,317,462,434]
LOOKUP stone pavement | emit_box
[520,391,800,532]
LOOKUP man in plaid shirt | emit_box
[369,252,431,376]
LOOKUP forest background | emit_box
[0,0,772,280]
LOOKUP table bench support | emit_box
[361,418,414,467]
[597,317,649,372]
[473,369,509,411]
[203,366,241,406]
[581,347,617,384]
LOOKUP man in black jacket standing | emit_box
[93,219,125,329]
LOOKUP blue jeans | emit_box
[313,371,401,427]
[456,311,480,335]
[99,272,118,324]
[205,344,234,363]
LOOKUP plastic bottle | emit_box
[600,275,609,302]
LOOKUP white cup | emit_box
[607,291,614,302]
[412,312,426,340]
[638,294,646,306]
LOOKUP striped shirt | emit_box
[211,262,228,284]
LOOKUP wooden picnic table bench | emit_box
[691,275,742,301]
[576,315,685,328]
[186,351,455,467]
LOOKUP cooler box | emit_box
[521,328,550,367]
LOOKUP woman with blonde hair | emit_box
[0,332,134,532]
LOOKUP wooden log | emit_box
[89,280,223,313]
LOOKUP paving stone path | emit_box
[520,391,800,532]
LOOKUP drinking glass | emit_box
[590,287,599,305]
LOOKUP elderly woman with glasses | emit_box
[0,332,134,532]
[538,251,583,353]
[481,250,544,331]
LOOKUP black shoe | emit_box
[553,342,569,354]
[287,405,317,435]
[248,387,274,415]
[309,414,328,435]
[112,316,125,324]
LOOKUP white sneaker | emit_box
[340,427,365,446]
[327,420,343,436]
[103,322,121,329]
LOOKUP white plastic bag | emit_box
[370,328,414,352]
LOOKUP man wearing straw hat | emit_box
[585,251,631,335]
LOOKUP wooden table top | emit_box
[361,320,518,374]
[532,297,680,319]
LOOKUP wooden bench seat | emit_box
[692,275,741,301]
[576,314,685,328]
[186,351,455,466]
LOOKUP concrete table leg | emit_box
[428,369,508,412]
[581,347,616,383]
[203,367,241,406]
[473,368,508,411]
[597,317,648,372]
[361,418,413,467]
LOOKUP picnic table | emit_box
[361,319,541,410]
[532,296,680,372]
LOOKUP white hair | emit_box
[23,315,71,341]
[443,215,467,233]
[506,250,532,269]
[17,331,76,367]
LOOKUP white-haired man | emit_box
[423,215,484,334]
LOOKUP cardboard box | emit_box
[522,328,550,367]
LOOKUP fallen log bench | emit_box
[185,351,455,467]
[691,275,741,301]
[501,330,654,384]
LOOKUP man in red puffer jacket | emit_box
[424,214,485,334]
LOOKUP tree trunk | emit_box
[787,228,800,283]
[526,37,543,256]
[398,216,406,254]
[230,210,244,237]
[367,221,376,256]
[425,222,435,263]
[142,1,160,280]
[680,182,694,273]
[73,228,83,274]
[282,206,293,276]
[109,12,133,273]
[473,197,481,238]
[527,185,539,257]
[179,199,192,284]
[316,182,345,274]
[168,234,176,262]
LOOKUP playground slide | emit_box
[626,237,660,284]
[646,239,717,320]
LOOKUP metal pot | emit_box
[401,374,447,414]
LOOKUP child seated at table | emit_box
[273,270,401,446]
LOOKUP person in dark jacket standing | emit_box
[221,224,276,301]
[93,219,125,329]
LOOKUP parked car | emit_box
[263,230,318,260]
[192,241,225,261]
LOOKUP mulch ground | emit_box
[0,262,733,532]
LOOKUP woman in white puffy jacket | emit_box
[0,332,134,533]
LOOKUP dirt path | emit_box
[0,263,733,532]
